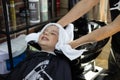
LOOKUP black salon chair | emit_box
[27,18,110,80]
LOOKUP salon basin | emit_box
[71,18,110,80]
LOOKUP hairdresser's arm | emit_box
[57,0,99,27]
[69,15,120,48]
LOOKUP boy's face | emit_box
[38,26,59,51]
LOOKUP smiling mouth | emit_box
[41,36,49,41]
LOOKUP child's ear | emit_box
[65,23,74,41]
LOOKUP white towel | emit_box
[25,23,87,60]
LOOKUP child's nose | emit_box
[44,31,49,35]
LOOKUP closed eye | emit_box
[50,32,58,36]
